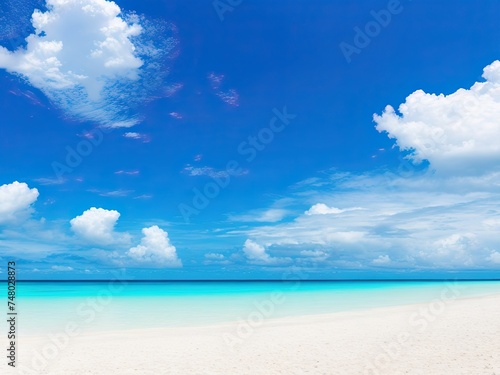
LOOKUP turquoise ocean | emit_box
[2,280,500,335]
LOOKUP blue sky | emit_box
[1,0,500,279]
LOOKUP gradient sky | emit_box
[1,0,500,279]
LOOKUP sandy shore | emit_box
[5,293,500,375]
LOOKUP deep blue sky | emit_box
[1,0,500,279]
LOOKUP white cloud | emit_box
[234,62,500,271]
[305,203,343,215]
[207,72,239,106]
[300,250,327,258]
[124,132,150,142]
[183,165,229,178]
[34,177,66,185]
[372,255,391,265]
[205,253,225,260]
[232,169,500,270]
[216,89,239,107]
[70,207,127,245]
[0,0,178,127]
[242,239,290,265]
[169,111,182,119]
[487,251,500,264]
[0,181,39,223]
[230,208,288,223]
[375,60,500,175]
[88,188,133,197]
[127,225,182,267]
[51,265,73,271]
[114,170,139,176]
[203,252,230,265]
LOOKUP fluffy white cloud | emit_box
[242,239,290,265]
[0,0,178,127]
[374,60,500,174]
[70,207,127,245]
[127,226,182,267]
[228,59,500,271]
[0,181,39,223]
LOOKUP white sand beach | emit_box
[7,293,500,375]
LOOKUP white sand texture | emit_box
[4,293,500,375]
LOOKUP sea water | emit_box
[1,280,500,335]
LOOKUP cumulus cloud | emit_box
[127,225,182,267]
[224,59,500,271]
[0,0,178,127]
[375,60,500,175]
[70,207,128,245]
[242,239,291,265]
[0,181,39,223]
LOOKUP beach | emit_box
[7,292,500,375]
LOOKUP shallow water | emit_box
[2,280,500,335]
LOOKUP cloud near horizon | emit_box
[228,60,500,271]
[127,225,182,267]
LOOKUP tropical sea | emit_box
[2,280,500,336]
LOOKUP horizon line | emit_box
[4,279,500,282]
